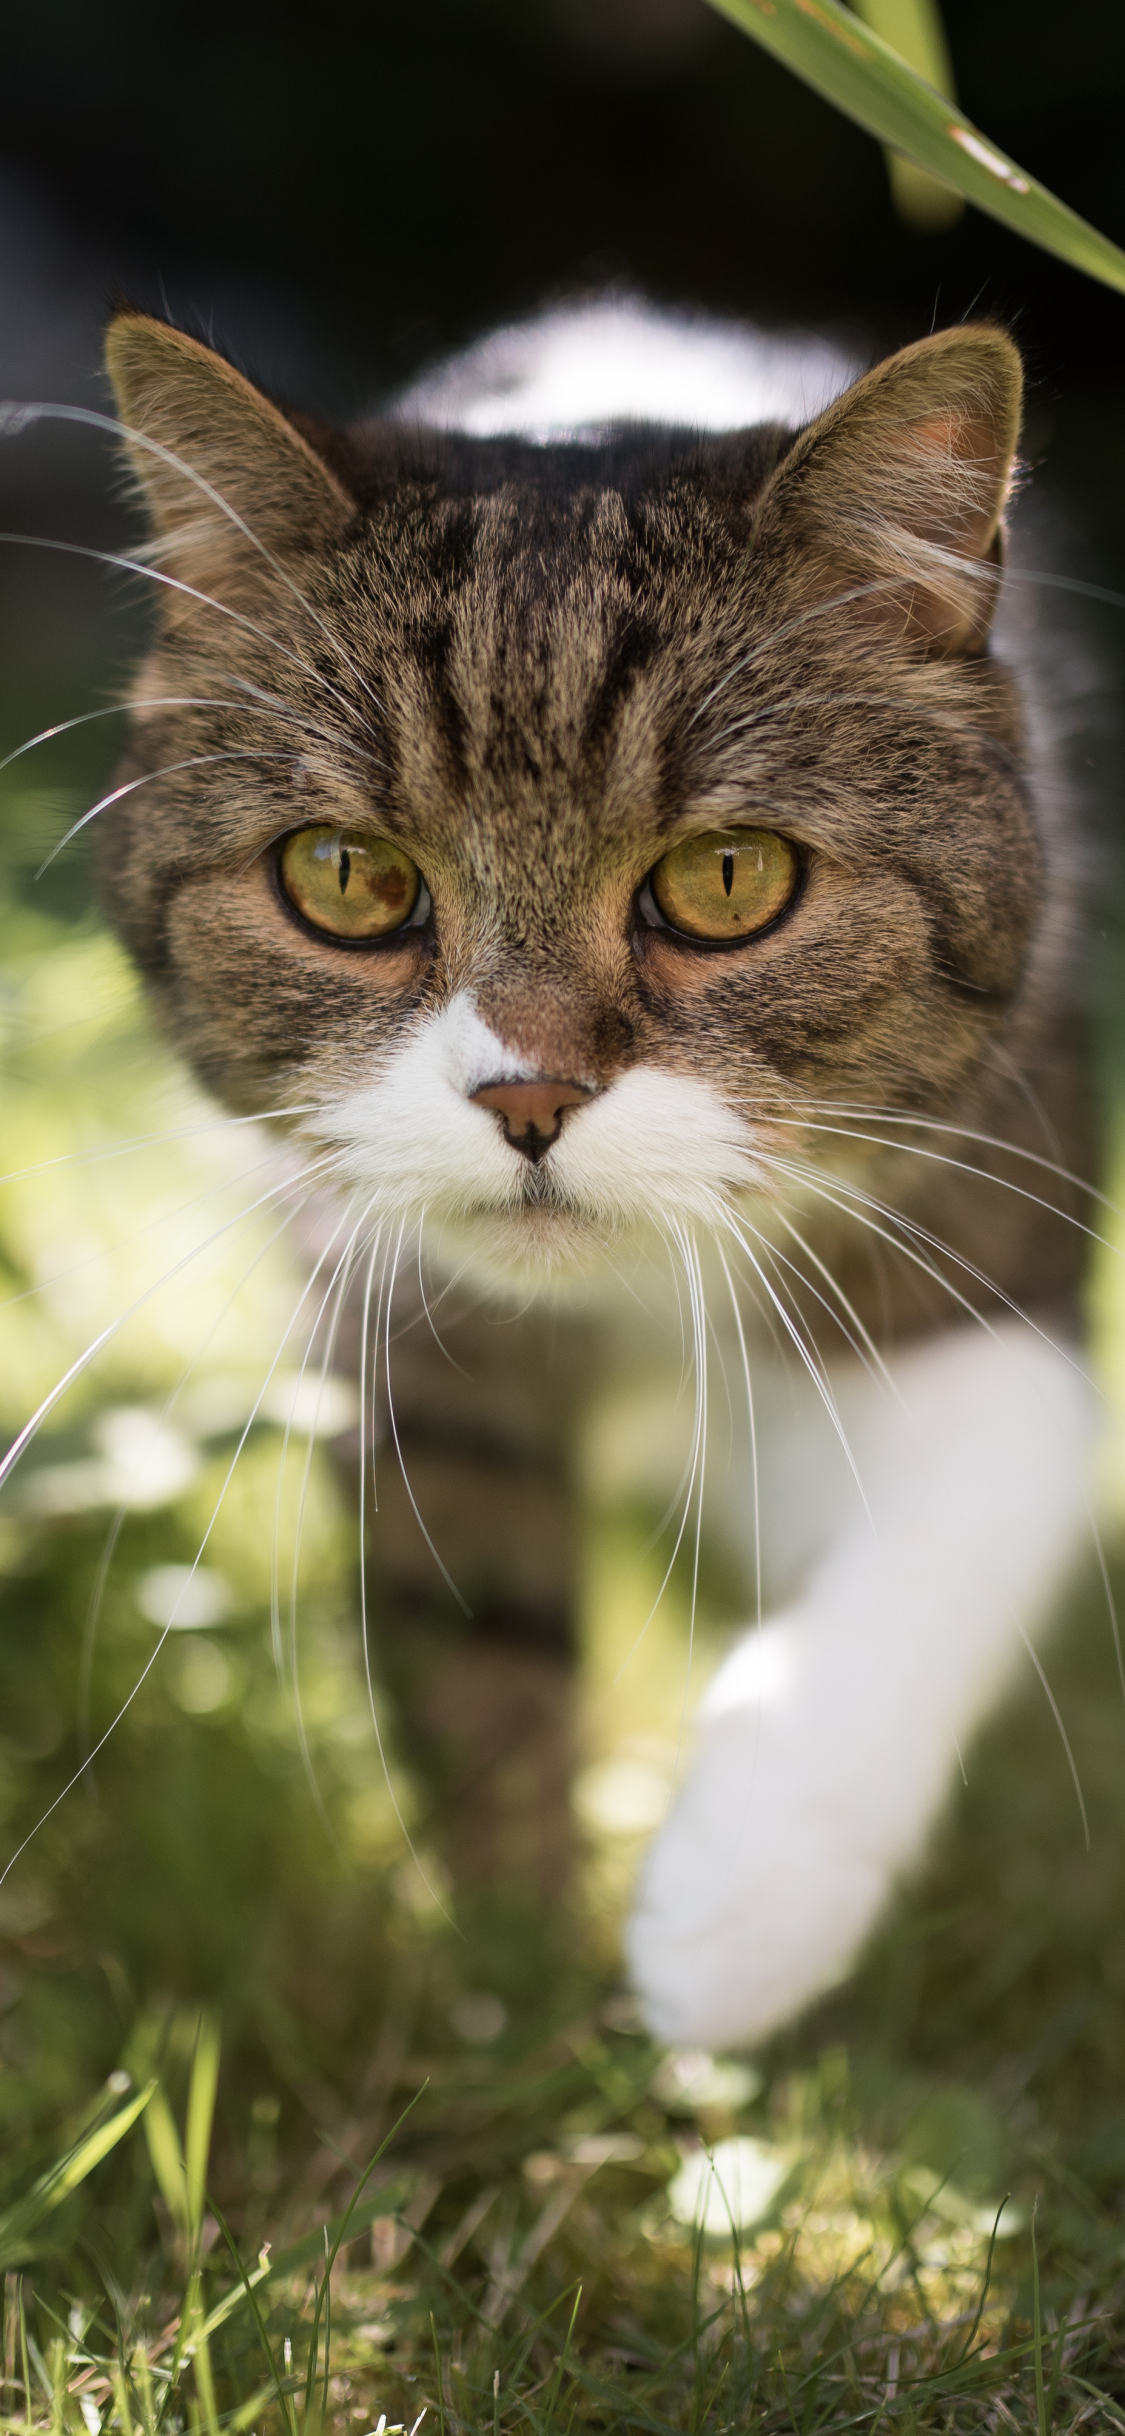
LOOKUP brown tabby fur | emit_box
[97,311,1087,1880]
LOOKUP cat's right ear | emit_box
[104,310,353,597]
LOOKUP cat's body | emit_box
[96,299,1093,2048]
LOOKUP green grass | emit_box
[3,650,1125,2432]
[5,1559,1125,2436]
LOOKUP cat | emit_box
[90,295,1093,2052]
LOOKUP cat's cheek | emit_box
[160,875,429,1077]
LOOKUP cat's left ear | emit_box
[755,324,1022,655]
[104,309,353,596]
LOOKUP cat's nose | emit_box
[471,1077,593,1161]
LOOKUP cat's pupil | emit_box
[338,844,351,895]
[722,851,734,898]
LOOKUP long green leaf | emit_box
[702,0,1125,292]
[851,0,962,227]
[184,2008,221,2245]
[0,2080,156,2268]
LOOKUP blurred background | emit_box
[4,0,1125,2350]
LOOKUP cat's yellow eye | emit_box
[649,826,799,942]
[279,825,422,940]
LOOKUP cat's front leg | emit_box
[626,1319,1093,2050]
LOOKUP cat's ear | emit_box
[104,309,353,595]
[756,325,1022,655]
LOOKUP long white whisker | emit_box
[610,1220,709,1690]
[0,399,388,734]
[764,1150,1100,1396]
[37,746,307,876]
[0,525,381,753]
[0,1138,331,1321]
[283,1219,370,1837]
[1012,1616,1090,1849]
[721,1210,874,1524]
[0,1150,347,1497]
[356,1231,457,1926]
[76,1189,317,1772]
[380,1214,471,1618]
[666,1227,708,1802]
[753,1111,1116,1248]
[0,1105,320,1198]
[0,1180,359,1888]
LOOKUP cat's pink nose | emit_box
[471,1077,592,1161]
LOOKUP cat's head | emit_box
[101,310,1032,1285]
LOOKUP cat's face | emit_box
[101,314,1033,1283]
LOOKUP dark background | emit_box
[1,0,1124,465]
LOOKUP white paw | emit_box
[625,1619,924,2050]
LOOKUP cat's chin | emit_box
[420,1198,629,1301]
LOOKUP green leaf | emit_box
[185,2007,221,2244]
[143,2081,191,2235]
[702,0,1125,292]
[850,0,963,228]
[0,2079,157,2268]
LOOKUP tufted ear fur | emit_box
[104,310,353,605]
[756,324,1023,655]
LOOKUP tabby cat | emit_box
[94,299,1091,2050]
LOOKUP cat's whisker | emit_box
[280,1212,373,1839]
[761,1148,1100,1395]
[409,1240,472,1377]
[609,1221,711,1689]
[0,1175,360,1889]
[76,1184,320,1772]
[746,1206,899,1396]
[720,1210,873,1522]
[355,1229,453,1921]
[37,746,310,875]
[754,1149,1125,1771]
[666,1228,710,1800]
[0,399,389,739]
[714,1242,762,1644]
[747,1090,1109,1199]
[0,693,383,818]
[0,1147,349,1499]
[0,1136,325,1320]
[0,523,386,762]
[742,1102,1117,1244]
[266,1197,367,1678]
[0,1104,322,1199]
[382,1213,471,1619]
[1013,1620,1090,1850]
[731,1203,1096,1839]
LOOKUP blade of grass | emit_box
[1031,2202,1048,2436]
[541,2288,581,2432]
[209,2197,297,2436]
[143,2087,190,2240]
[0,2081,157,2269]
[429,2314,445,2436]
[301,2083,428,2416]
[19,2280,30,2434]
[850,0,962,227]
[701,0,1125,292]
[184,2011,221,2252]
[954,2195,1010,2370]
